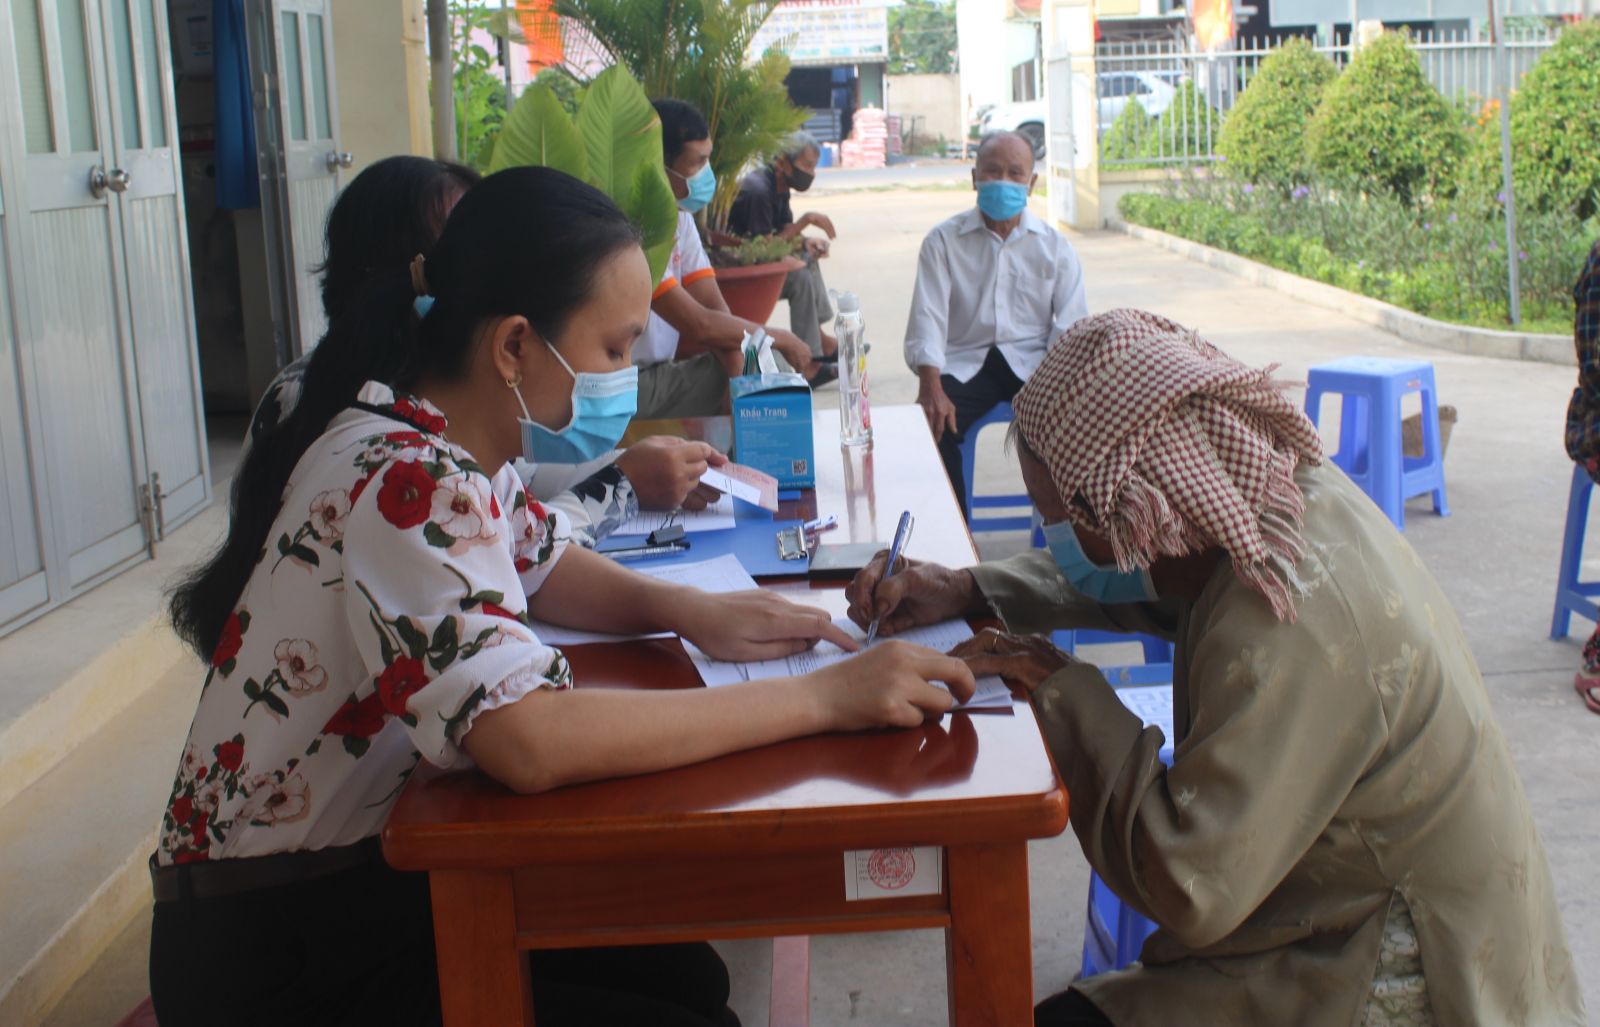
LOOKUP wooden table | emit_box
[384,405,1069,1025]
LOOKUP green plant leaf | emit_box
[575,65,664,199]
[490,85,588,178]
[263,691,290,718]
[629,159,679,286]
[422,522,455,549]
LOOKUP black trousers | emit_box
[150,857,740,1027]
[1035,987,1116,1026]
[937,346,1027,520]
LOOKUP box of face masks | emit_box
[731,374,814,489]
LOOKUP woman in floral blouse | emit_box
[153,167,976,1027]
[249,154,724,549]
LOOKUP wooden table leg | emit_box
[945,842,1034,1027]
[430,870,534,1026]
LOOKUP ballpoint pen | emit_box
[866,510,915,644]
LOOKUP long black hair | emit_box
[170,167,642,659]
[315,156,480,322]
[652,98,710,166]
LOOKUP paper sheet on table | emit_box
[683,618,1014,710]
[530,554,758,646]
[700,462,778,511]
[612,493,735,536]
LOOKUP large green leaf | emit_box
[489,85,587,178]
[628,159,679,287]
[575,65,663,200]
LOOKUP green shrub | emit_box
[1143,80,1223,161]
[1462,21,1600,220]
[1305,31,1465,203]
[1119,173,1593,330]
[1216,39,1337,188]
[1101,98,1154,164]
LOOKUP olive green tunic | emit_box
[970,462,1585,1027]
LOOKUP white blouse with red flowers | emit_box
[157,382,572,865]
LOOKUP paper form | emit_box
[612,493,736,537]
[682,618,1014,710]
[700,462,778,511]
[1114,684,1176,765]
[530,555,758,646]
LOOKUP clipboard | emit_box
[599,499,805,578]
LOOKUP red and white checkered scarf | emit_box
[1014,309,1324,621]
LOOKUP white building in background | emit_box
[750,0,893,147]
[957,0,1043,123]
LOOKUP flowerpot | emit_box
[714,256,804,325]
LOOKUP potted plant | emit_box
[552,0,808,232]
[707,235,804,324]
[487,65,678,286]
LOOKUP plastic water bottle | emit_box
[834,292,871,447]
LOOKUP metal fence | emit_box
[1095,23,1559,167]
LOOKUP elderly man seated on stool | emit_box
[728,131,840,381]
[904,129,1088,519]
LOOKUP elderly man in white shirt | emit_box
[904,130,1088,517]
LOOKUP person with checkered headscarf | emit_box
[846,310,1584,1027]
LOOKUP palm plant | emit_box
[551,0,808,230]
[488,65,679,285]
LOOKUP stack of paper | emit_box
[610,495,736,537]
[683,617,1013,712]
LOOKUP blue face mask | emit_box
[516,342,639,465]
[1041,521,1159,605]
[675,163,717,213]
[976,179,1029,221]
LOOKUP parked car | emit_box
[977,68,1184,160]
[1096,70,1182,134]
[979,99,1047,160]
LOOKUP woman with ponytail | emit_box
[153,167,975,1027]
[248,154,726,549]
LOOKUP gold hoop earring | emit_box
[505,374,523,389]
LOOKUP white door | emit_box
[9,0,151,589]
[0,171,52,627]
[251,0,346,359]
[102,0,210,531]
[1046,51,1079,229]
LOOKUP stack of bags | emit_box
[840,107,888,169]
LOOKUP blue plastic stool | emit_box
[959,402,1035,535]
[1303,357,1450,530]
[1081,683,1173,978]
[1054,628,1173,665]
[1081,871,1161,978]
[1551,463,1600,639]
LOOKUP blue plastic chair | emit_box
[1303,357,1450,530]
[958,402,1035,535]
[1080,683,1174,978]
[1054,628,1173,665]
[1081,870,1161,979]
[1551,463,1600,639]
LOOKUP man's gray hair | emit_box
[975,130,1035,169]
[782,130,821,160]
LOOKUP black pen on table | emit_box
[866,511,915,644]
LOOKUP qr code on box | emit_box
[792,459,809,475]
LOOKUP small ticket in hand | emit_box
[700,462,779,511]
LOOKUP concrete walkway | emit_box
[51,188,1598,1025]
